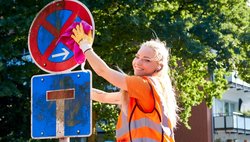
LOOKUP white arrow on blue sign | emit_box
[31,71,92,139]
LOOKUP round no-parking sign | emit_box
[28,0,94,73]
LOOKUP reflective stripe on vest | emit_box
[116,112,162,138]
[132,138,159,142]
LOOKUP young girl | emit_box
[71,23,178,142]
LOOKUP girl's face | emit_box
[132,46,159,76]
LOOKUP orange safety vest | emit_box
[116,77,175,142]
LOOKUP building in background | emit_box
[213,71,250,142]
[175,71,250,142]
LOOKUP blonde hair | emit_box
[121,39,178,130]
[140,39,178,128]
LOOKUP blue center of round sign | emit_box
[37,10,83,63]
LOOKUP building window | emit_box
[213,99,237,116]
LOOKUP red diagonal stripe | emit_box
[41,20,60,37]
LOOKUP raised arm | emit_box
[71,24,127,91]
[85,50,127,90]
[92,88,121,104]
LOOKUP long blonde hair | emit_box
[140,39,178,128]
[121,39,178,129]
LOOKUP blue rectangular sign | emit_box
[31,71,92,139]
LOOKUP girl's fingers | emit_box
[71,35,77,41]
[79,23,84,33]
[72,28,77,35]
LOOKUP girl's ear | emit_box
[157,66,162,71]
[156,64,163,72]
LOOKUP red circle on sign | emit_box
[28,0,95,73]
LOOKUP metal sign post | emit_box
[60,137,70,142]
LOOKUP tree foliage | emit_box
[0,0,249,141]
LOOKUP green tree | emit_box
[0,0,249,141]
[0,0,49,141]
[88,0,250,129]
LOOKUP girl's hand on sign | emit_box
[71,23,93,53]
